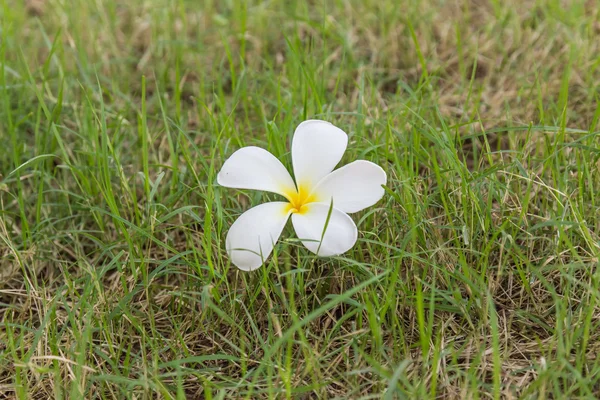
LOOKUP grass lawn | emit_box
[2,0,600,398]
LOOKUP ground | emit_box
[1,0,600,398]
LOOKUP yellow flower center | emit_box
[284,184,317,215]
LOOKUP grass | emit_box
[1,0,600,398]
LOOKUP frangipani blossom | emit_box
[217,120,386,271]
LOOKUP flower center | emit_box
[284,184,317,214]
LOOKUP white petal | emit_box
[225,202,291,271]
[312,160,387,213]
[291,203,357,257]
[291,120,348,189]
[217,146,296,197]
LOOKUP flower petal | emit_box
[217,146,296,197]
[292,120,348,189]
[225,202,292,271]
[291,203,357,257]
[312,160,387,213]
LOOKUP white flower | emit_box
[217,120,387,271]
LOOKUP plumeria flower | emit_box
[217,120,386,271]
